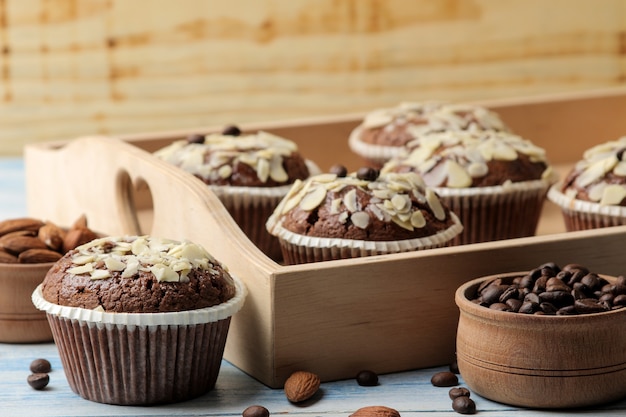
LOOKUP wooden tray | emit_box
[24,87,626,388]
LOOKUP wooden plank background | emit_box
[1,0,625,155]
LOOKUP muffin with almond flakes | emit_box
[154,127,317,262]
[32,235,246,405]
[266,169,463,264]
[382,130,556,244]
[548,136,626,230]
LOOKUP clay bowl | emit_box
[0,262,55,343]
[455,272,626,409]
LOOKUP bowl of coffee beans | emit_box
[454,262,626,409]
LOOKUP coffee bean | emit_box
[29,358,51,374]
[449,387,470,400]
[329,164,348,177]
[355,370,378,386]
[498,286,518,303]
[452,396,476,414]
[356,167,379,181]
[614,294,626,306]
[186,133,205,144]
[518,301,538,314]
[27,373,49,390]
[222,125,242,136]
[480,285,507,305]
[489,302,509,311]
[242,405,269,417]
[449,360,459,374]
[575,298,609,314]
[505,298,522,312]
[431,371,458,387]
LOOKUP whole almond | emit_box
[350,405,401,417]
[18,248,63,264]
[63,227,99,252]
[0,218,44,236]
[0,248,18,263]
[0,234,48,255]
[38,222,66,252]
[72,214,88,230]
[284,371,320,403]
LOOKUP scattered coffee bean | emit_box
[355,370,378,386]
[431,371,458,387]
[27,373,49,390]
[452,396,476,414]
[449,387,470,400]
[242,405,270,417]
[29,358,51,374]
[186,133,205,144]
[329,164,348,177]
[471,263,626,315]
[356,167,379,181]
[222,125,242,136]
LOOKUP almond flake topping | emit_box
[381,130,550,187]
[267,171,451,234]
[154,130,300,184]
[69,236,223,282]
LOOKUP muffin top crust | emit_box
[41,235,236,313]
[382,130,553,188]
[154,129,310,187]
[266,169,461,241]
[353,101,510,148]
[560,136,626,206]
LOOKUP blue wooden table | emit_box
[1,157,626,417]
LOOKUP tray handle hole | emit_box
[116,170,154,235]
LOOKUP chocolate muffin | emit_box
[382,130,555,244]
[266,169,463,264]
[548,136,626,230]
[32,235,246,405]
[154,128,317,261]
[348,101,510,167]
[41,235,236,312]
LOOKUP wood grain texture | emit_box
[2,0,626,155]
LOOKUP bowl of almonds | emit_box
[0,215,98,343]
[455,262,626,409]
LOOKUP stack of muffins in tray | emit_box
[149,103,560,264]
[151,102,626,265]
[154,126,319,262]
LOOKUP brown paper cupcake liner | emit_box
[211,185,289,262]
[547,184,626,231]
[210,160,321,262]
[435,179,551,245]
[32,277,246,405]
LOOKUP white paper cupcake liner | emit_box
[434,179,552,245]
[348,126,407,167]
[547,183,626,231]
[272,212,463,264]
[32,277,246,405]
